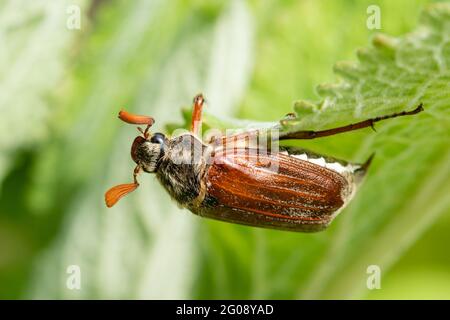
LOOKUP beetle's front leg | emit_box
[191,93,205,137]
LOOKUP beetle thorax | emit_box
[135,141,164,173]
[155,134,210,205]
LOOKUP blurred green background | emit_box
[0,0,449,299]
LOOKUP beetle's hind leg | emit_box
[280,103,424,140]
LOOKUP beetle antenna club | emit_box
[118,109,155,138]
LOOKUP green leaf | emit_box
[295,3,450,299]
[188,4,450,136]
[282,3,450,133]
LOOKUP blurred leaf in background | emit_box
[0,0,449,299]
[0,0,89,297]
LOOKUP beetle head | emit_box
[131,133,166,173]
[105,110,161,208]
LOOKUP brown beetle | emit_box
[105,95,423,232]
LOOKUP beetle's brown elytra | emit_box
[105,95,423,232]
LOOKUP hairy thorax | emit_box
[156,134,210,205]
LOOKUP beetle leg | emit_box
[280,103,423,140]
[133,165,141,184]
[190,93,205,136]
